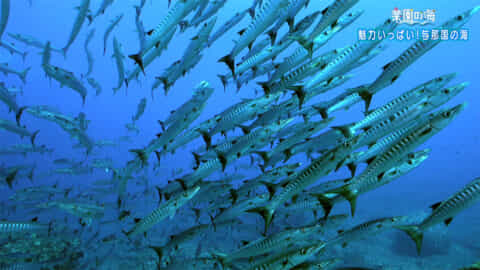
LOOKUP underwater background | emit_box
[1,0,480,269]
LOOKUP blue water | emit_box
[1,0,480,269]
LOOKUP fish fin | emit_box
[198,130,212,150]
[331,124,354,138]
[346,163,357,177]
[154,151,161,164]
[267,30,277,45]
[429,201,442,211]
[158,120,165,131]
[312,105,328,119]
[256,81,271,95]
[358,90,373,112]
[313,193,334,219]
[394,225,423,255]
[128,54,145,74]
[218,54,235,75]
[149,246,163,261]
[16,106,27,126]
[215,151,228,172]
[253,151,270,165]
[289,85,306,110]
[218,74,228,92]
[286,17,295,31]
[283,148,292,163]
[5,169,19,189]
[175,179,187,191]
[30,130,40,146]
[259,181,277,200]
[444,217,453,226]
[19,67,31,84]
[237,28,246,36]
[237,124,250,135]
[229,189,238,204]
[246,206,274,234]
[129,149,148,166]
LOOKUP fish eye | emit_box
[408,160,414,165]
[387,19,392,23]
[443,89,450,94]
[457,15,463,20]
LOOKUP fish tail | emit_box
[289,85,306,110]
[267,29,277,45]
[331,123,355,138]
[218,74,228,92]
[247,6,255,18]
[149,246,164,261]
[313,105,328,119]
[259,181,277,200]
[218,54,235,76]
[252,151,270,165]
[30,130,40,146]
[179,20,189,33]
[215,151,228,172]
[210,250,228,268]
[19,67,31,84]
[346,162,357,177]
[129,149,149,166]
[257,81,271,95]
[22,51,28,62]
[192,152,201,169]
[199,130,212,150]
[394,225,423,255]
[61,47,68,59]
[329,185,358,217]
[247,206,274,234]
[313,193,334,219]
[129,53,145,74]
[283,148,292,163]
[16,106,27,126]
[5,168,19,189]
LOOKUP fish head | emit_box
[430,103,466,131]
[442,6,480,29]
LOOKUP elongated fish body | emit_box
[103,14,123,55]
[0,63,30,83]
[356,99,430,147]
[397,176,480,255]
[246,243,325,270]
[161,82,213,130]
[127,185,200,237]
[0,0,9,40]
[182,17,217,62]
[320,149,430,214]
[190,0,226,27]
[328,217,404,248]
[43,64,87,104]
[0,83,22,122]
[112,37,126,92]
[269,0,310,34]
[0,41,27,60]
[0,220,49,234]
[130,0,197,69]
[235,11,321,77]
[308,0,359,41]
[424,82,469,110]
[0,119,38,144]
[359,6,479,111]
[249,134,363,232]
[272,44,343,82]
[8,33,63,52]
[208,10,248,47]
[84,29,95,76]
[231,0,289,58]
[93,0,114,19]
[134,4,146,51]
[63,0,90,57]
[304,18,396,89]
[214,193,270,223]
[87,77,102,96]
[206,93,279,139]
[331,105,464,217]
[127,27,177,84]
[271,118,334,157]
[132,98,147,123]
[334,73,456,138]
[292,258,342,270]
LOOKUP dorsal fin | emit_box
[429,201,442,211]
